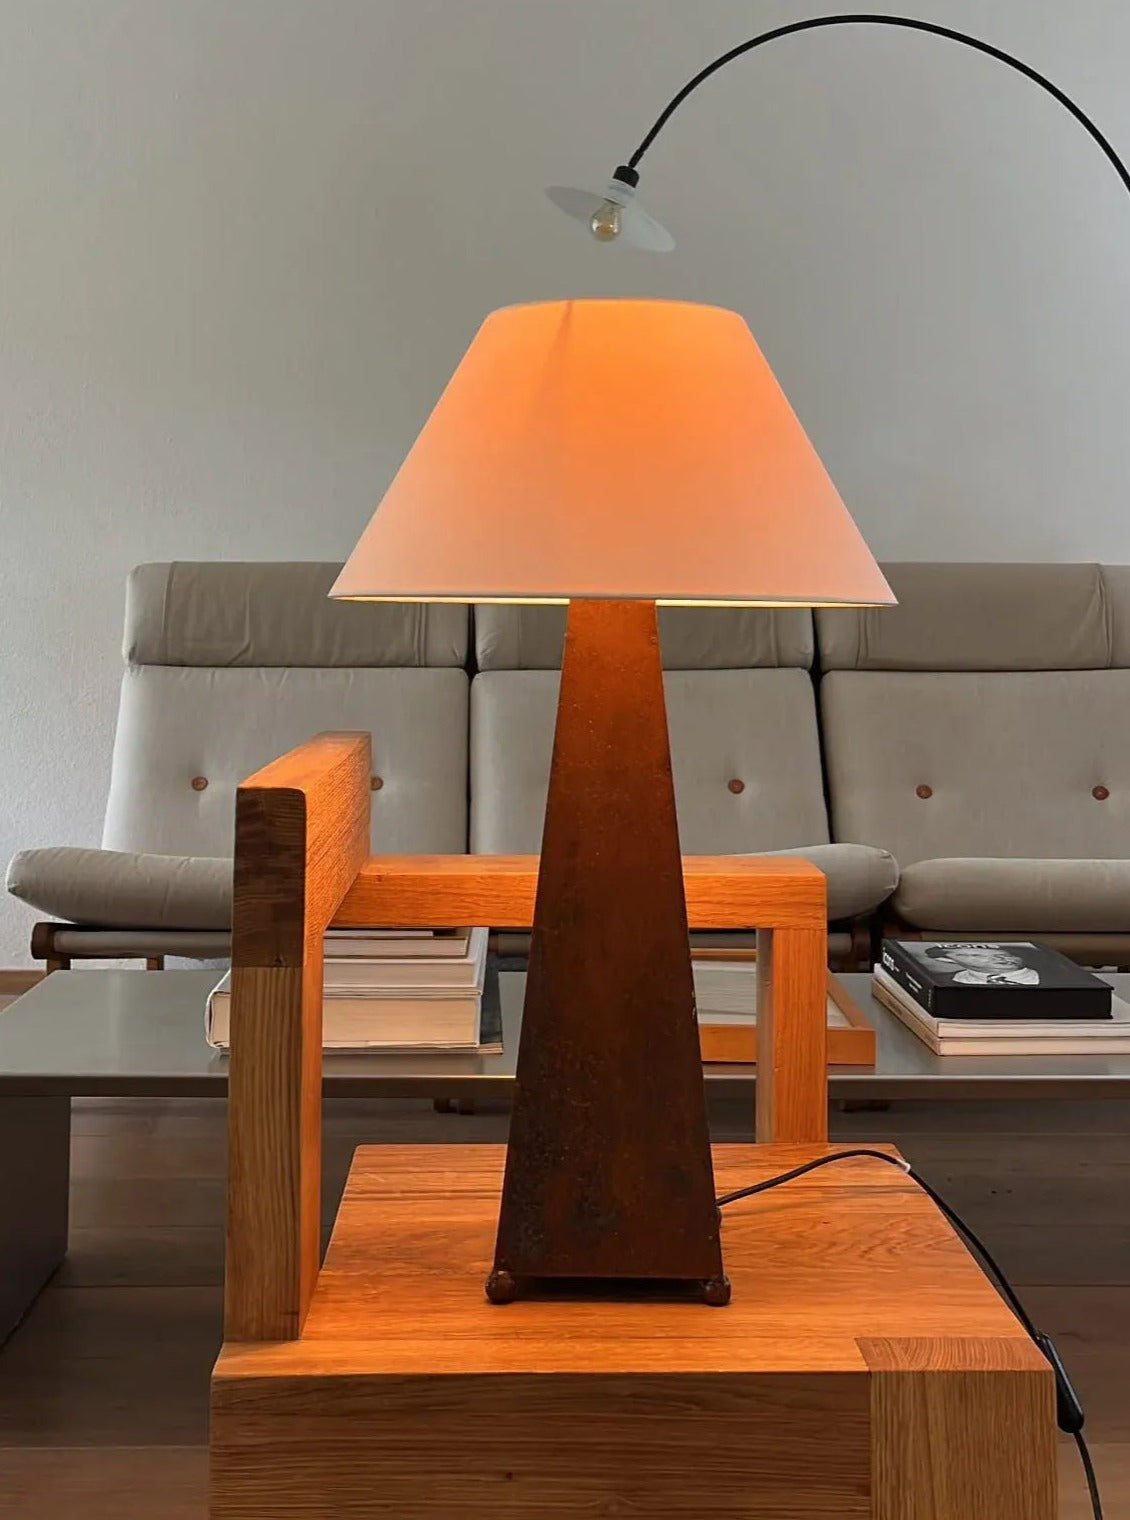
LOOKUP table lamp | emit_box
[333,298,893,1303]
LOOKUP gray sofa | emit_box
[6,561,895,967]
[10,559,1130,968]
[819,561,1130,961]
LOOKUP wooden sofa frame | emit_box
[224,730,830,1341]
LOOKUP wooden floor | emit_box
[0,1090,1125,1518]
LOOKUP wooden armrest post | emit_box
[224,733,371,1342]
[754,927,828,1142]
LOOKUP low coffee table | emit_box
[2,966,1129,1339]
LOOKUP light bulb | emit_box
[589,199,622,242]
[546,176,676,252]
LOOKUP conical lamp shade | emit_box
[332,299,893,607]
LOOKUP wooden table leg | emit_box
[755,925,828,1143]
[0,1095,70,1342]
[863,1336,1057,1518]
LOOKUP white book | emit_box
[324,927,488,992]
[206,965,490,1052]
[873,965,1130,1056]
[693,960,754,1018]
[693,959,850,1028]
[324,926,471,960]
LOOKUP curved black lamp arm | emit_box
[622,12,1130,202]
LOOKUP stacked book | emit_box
[874,938,1130,1056]
[207,926,498,1053]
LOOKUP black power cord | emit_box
[717,1149,1102,1520]
[625,14,1130,212]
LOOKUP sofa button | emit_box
[915,784,933,800]
[191,776,208,792]
[727,779,745,795]
[1093,785,1110,801]
[371,775,384,791]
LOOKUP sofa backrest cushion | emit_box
[474,604,813,671]
[107,563,470,857]
[126,562,468,667]
[817,563,1130,865]
[817,562,1130,671]
[471,668,830,854]
[103,666,469,858]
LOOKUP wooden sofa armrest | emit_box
[226,732,371,1342]
[226,734,827,1342]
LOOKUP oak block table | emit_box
[211,1142,1056,1519]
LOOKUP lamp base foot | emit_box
[702,1275,732,1307]
[484,1269,518,1304]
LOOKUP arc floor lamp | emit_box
[549,12,1130,249]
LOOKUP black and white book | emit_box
[879,939,1111,1021]
[873,966,1129,1056]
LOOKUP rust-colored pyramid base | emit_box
[486,600,726,1304]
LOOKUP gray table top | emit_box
[2,968,1130,1100]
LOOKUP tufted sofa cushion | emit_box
[471,668,896,920]
[102,664,469,859]
[104,563,471,859]
[820,669,1130,865]
[6,564,473,943]
[816,563,1130,935]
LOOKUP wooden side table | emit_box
[211,733,1056,1517]
[212,1143,1055,1518]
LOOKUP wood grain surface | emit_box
[232,732,371,967]
[864,1336,1056,1519]
[217,1143,1032,1378]
[755,927,829,1142]
[336,852,826,930]
[226,734,370,1343]
[212,1141,1054,1519]
[212,1370,871,1519]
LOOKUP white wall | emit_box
[2,0,1129,964]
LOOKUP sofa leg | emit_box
[32,924,71,974]
[145,956,165,971]
[843,918,874,972]
[433,1098,477,1115]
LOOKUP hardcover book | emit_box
[872,966,1130,1055]
[879,939,1111,1021]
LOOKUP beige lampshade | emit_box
[332,299,893,607]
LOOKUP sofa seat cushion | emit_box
[6,848,231,930]
[894,857,1130,933]
[747,844,898,921]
